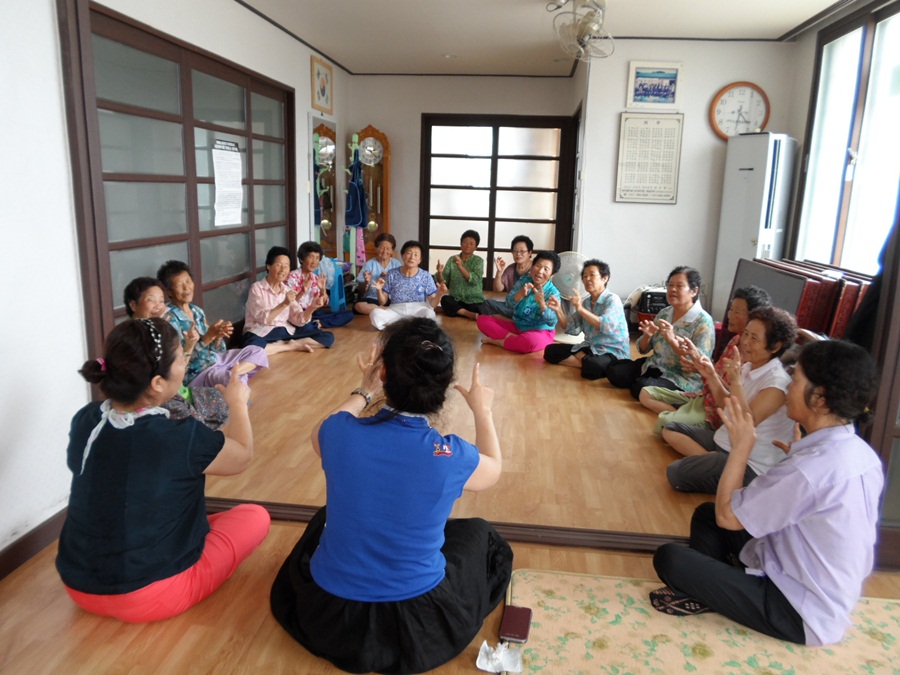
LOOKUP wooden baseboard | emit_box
[0,509,67,582]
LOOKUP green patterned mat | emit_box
[504,569,899,674]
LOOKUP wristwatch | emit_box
[350,388,372,406]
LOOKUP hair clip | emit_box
[421,340,443,352]
[138,318,163,362]
[96,357,106,372]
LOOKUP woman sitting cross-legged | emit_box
[353,232,401,315]
[479,235,534,319]
[543,259,630,379]
[663,306,798,494]
[651,340,883,646]
[242,246,332,354]
[270,318,513,674]
[369,239,448,330]
[476,250,561,354]
[436,228,485,320]
[56,318,270,623]
[156,260,268,387]
[607,265,715,399]
[640,285,772,432]
[284,240,341,338]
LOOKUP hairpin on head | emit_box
[138,318,163,363]
[421,340,443,352]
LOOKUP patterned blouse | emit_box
[166,303,225,384]
[382,268,437,304]
[564,290,630,360]
[506,274,560,332]
[439,254,484,304]
[643,302,715,393]
[356,258,401,300]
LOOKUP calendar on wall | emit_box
[615,112,684,204]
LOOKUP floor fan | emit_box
[554,251,589,342]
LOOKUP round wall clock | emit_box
[709,82,770,140]
[359,137,384,166]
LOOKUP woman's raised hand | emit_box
[547,295,561,312]
[638,318,658,337]
[356,343,384,397]
[363,270,372,283]
[568,291,583,311]
[773,423,802,455]
[184,321,200,349]
[695,354,717,379]
[455,362,494,414]
[373,277,386,291]
[219,368,251,408]
[719,394,756,458]
[495,257,506,272]
[721,345,742,381]
[435,259,444,274]
[284,289,298,305]
[657,319,675,342]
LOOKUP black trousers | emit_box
[440,295,482,317]
[606,357,679,399]
[543,344,615,380]
[653,502,806,644]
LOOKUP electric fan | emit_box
[552,0,615,62]
[554,251,589,300]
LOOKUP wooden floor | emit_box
[4,312,899,673]
[2,521,899,675]
[206,312,709,537]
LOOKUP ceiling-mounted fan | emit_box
[548,0,615,62]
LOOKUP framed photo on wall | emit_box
[626,61,682,111]
[311,56,333,115]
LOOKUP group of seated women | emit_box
[57,231,885,667]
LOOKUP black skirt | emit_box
[270,507,513,674]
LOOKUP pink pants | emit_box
[477,315,555,354]
[64,504,271,623]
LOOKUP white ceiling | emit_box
[241,0,846,77]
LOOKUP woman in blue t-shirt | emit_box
[57,318,270,622]
[270,317,513,674]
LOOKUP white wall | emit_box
[0,0,86,550]
[579,40,800,304]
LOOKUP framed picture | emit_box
[615,112,684,204]
[626,61,682,111]
[310,56,333,115]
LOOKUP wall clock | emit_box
[709,81,770,140]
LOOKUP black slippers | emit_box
[649,586,712,616]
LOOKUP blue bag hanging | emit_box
[345,147,367,229]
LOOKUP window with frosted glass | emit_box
[110,242,189,310]
[99,111,184,175]
[255,226,287,266]
[203,278,251,324]
[431,158,491,187]
[495,190,557,221]
[494,221,554,251]
[430,188,490,218]
[254,185,285,223]
[498,127,560,156]
[193,71,245,130]
[252,140,284,180]
[92,35,180,114]
[251,92,284,138]
[200,232,250,283]
[195,130,247,178]
[497,159,558,188]
[198,185,249,231]
[432,126,493,155]
[429,220,489,248]
[104,182,187,242]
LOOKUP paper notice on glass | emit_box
[212,139,243,226]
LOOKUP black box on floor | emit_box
[637,288,667,313]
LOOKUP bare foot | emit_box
[480,337,505,347]
[290,341,314,352]
[458,309,477,320]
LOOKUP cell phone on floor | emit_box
[499,604,532,643]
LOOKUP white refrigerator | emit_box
[710,133,798,320]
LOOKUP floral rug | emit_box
[503,569,899,674]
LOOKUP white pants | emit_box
[369,302,436,330]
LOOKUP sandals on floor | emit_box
[649,586,712,616]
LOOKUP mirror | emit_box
[311,116,337,258]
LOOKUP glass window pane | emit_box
[494,221,555,251]
[254,184,285,223]
[200,233,250,283]
[252,140,284,180]
[495,190,557,220]
[255,226,287,267]
[841,13,900,275]
[432,126,493,156]
[192,70,245,130]
[428,220,489,248]
[497,159,559,188]
[431,157,491,187]
[105,182,187,242]
[195,129,247,178]
[198,184,249,231]
[110,242,188,310]
[99,111,184,175]
[203,278,251,324]
[430,188,490,218]
[92,35,180,114]
[251,91,283,138]
[498,127,560,156]
[425,247,463,275]
[796,28,863,265]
